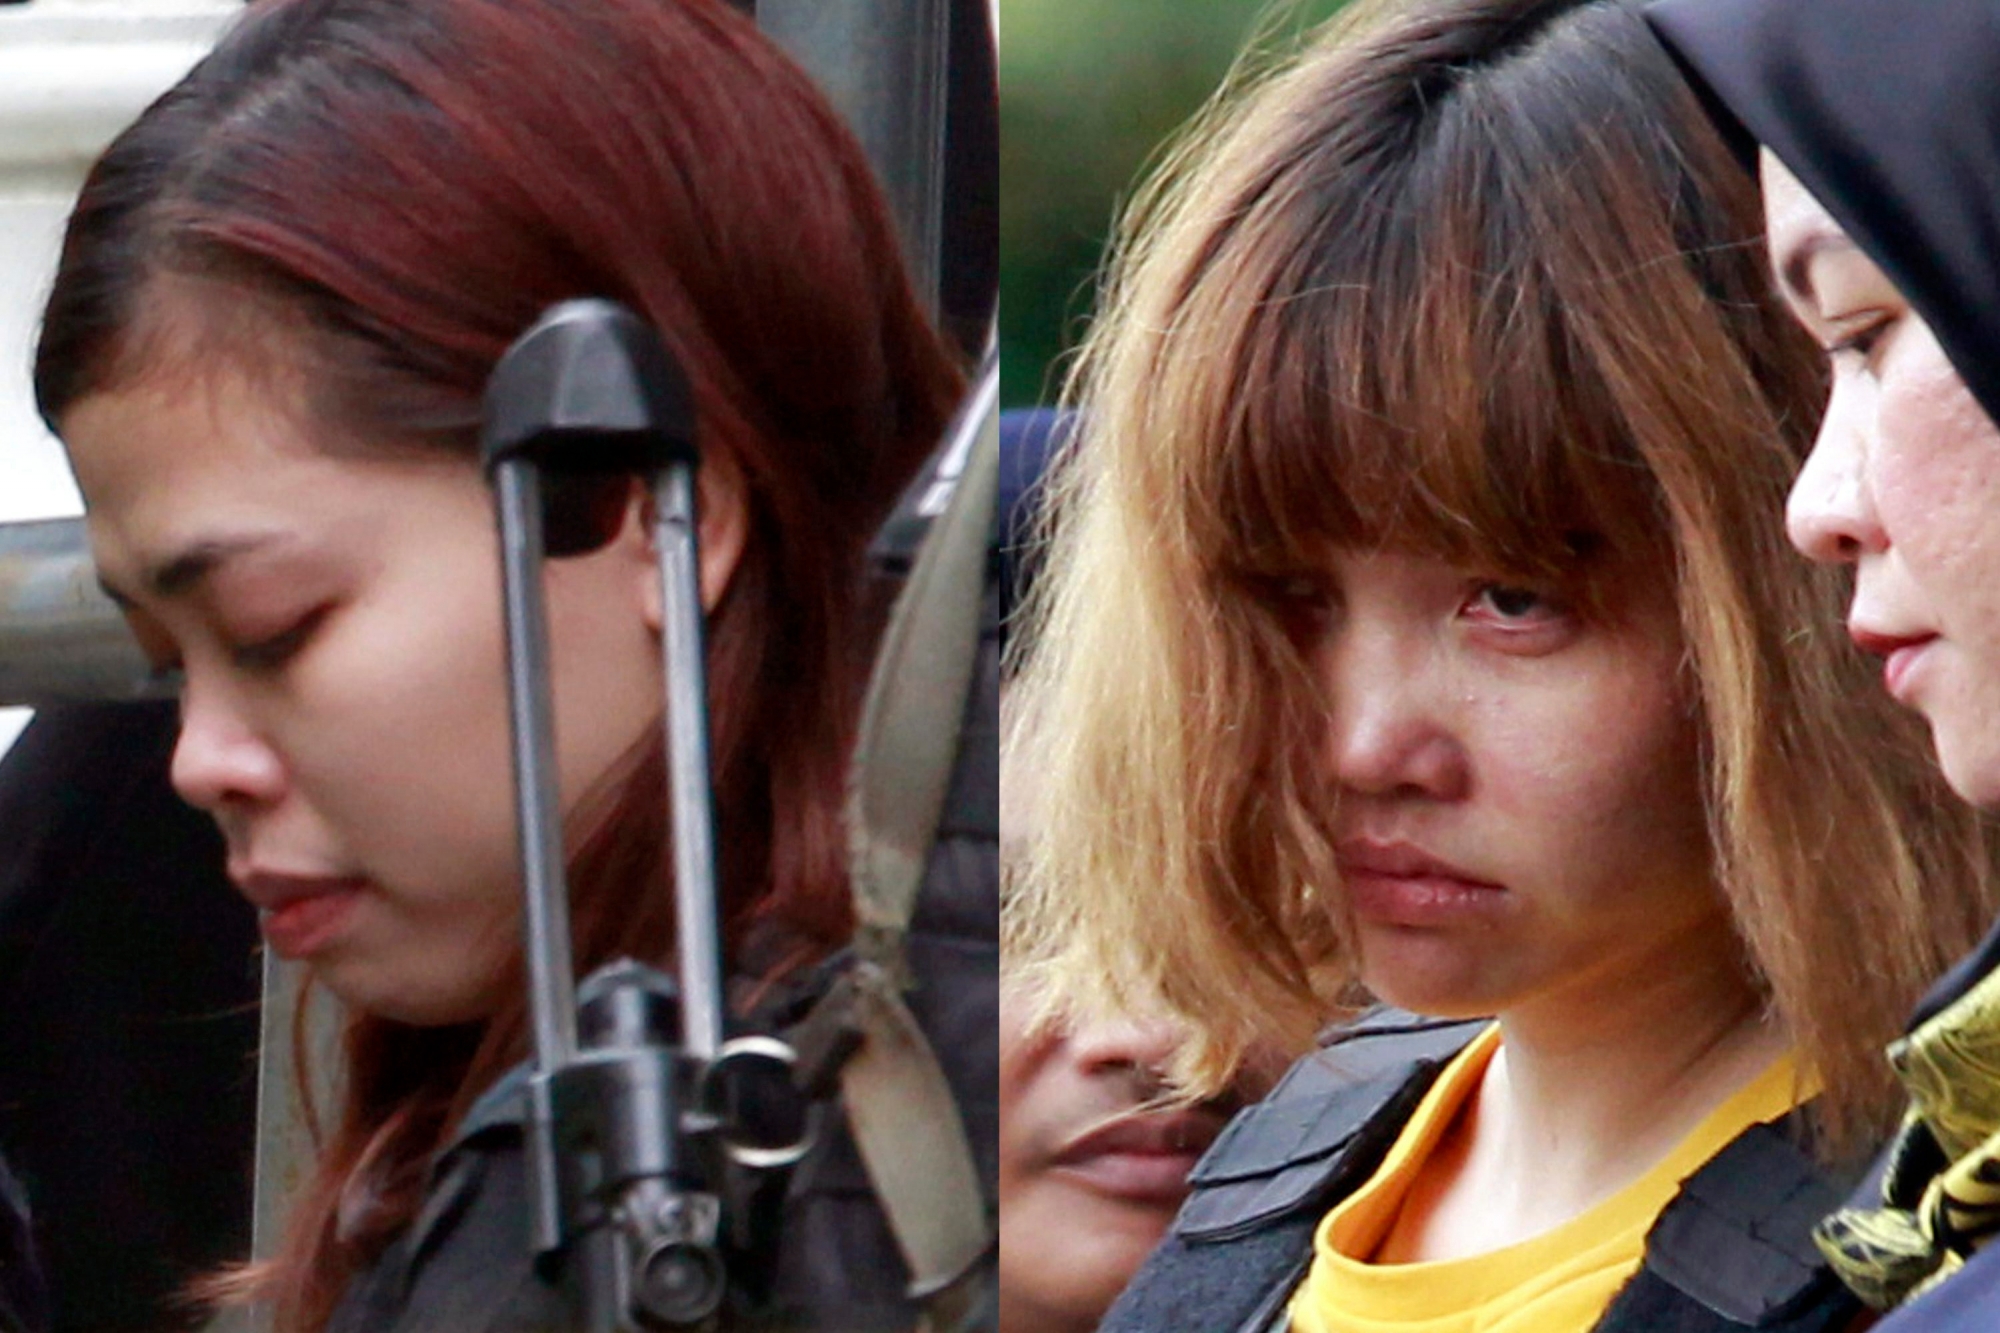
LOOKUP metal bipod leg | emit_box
[483,299,730,1332]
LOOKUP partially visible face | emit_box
[62,360,675,1025]
[1763,150,2000,807]
[1297,549,1723,1022]
[997,981,1226,1333]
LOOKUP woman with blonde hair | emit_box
[1006,0,2000,1329]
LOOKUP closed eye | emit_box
[230,606,329,672]
[119,611,186,691]
[1248,571,1338,639]
[1827,314,1894,363]
[1268,574,1330,606]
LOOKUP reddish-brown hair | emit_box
[35,0,961,1327]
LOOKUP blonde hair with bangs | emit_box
[1005,0,2000,1155]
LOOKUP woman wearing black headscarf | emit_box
[1645,1,2000,1327]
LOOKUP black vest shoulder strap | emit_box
[1097,1008,1485,1333]
[1177,1010,1485,1241]
[1594,1111,1866,1333]
[1102,1012,1870,1333]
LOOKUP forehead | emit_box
[61,368,325,522]
[62,369,472,598]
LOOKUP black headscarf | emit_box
[1645,0,2000,427]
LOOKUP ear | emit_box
[634,449,751,633]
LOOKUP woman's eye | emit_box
[123,616,187,691]
[140,655,186,694]
[1827,316,1893,363]
[1461,582,1578,654]
[1272,575,1328,604]
[230,608,326,672]
[1249,572,1336,638]
[1260,573,1334,616]
[1468,583,1552,621]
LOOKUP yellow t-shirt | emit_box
[1287,1024,1804,1333]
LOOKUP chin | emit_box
[1360,972,1501,1022]
[1929,717,2000,812]
[1940,756,2000,813]
[313,957,503,1027]
[1001,1190,1171,1333]
[1358,936,1506,1020]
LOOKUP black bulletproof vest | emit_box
[1100,1009,1865,1333]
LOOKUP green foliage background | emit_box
[999,0,1350,407]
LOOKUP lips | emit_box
[1051,1107,1226,1206]
[231,866,367,959]
[1337,839,1507,926]
[1850,626,1940,703]
[1337,840,1494,882]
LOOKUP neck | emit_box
[1479,910,1785,1230]
[1377,908,1788,1262]
[1518,946,1773,1144]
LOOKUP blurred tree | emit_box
[999,0,1348,406]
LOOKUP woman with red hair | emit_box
[31,0,983,1329]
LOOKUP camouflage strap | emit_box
[840,365,998,1327]
[847,365,997,983]
[1816,961,2000,1308]
[837,961,991,1329]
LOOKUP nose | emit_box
[1324,633,1468,801]
[1787,380,1884,564]
[169,680,287,816]
[1066,1013,1183,1082]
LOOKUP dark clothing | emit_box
[0,703,259,1333]
[1907,914,2000,1034]
[1645,0,2000,427]
[1876,1230,2000,1332]
[0,1150,46,1333]
[1101,1010,1866,1333]
[328,587,1000,1333]
[997,407,1071,649]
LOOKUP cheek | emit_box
[544,564,663,804]
[1474,669,1704,862]
[298,562,521,898]
[998,1032,1060,1203]
[1873,351,2000,547]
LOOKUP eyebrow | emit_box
[97,534,284,608]
[1778,231,1860,311]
